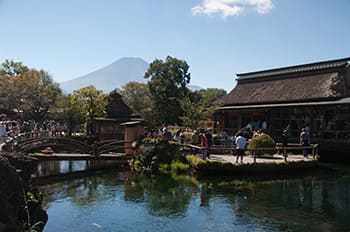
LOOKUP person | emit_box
[173,129,182,143]
[200,132,208,160]
[191,130,200,155]
[191,130,199,145]
[180,132,185,144]
[235,133,247,163]
[205,130,213,159]
[281,129,288,161]
[0,120,7,144]
[162,127,171,140]
[300,128,310,158]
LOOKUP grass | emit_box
[159,160,190,174]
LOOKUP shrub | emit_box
[212,134,221,145]
[247,134,276,155]
[131,137,182,173]
[170,160,189,174]
[185,155,206,166]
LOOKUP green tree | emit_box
[196,88,227,108]
[118,81,151,115]
[0,61,62,121]
[179,96,205,128]
[0,60,29,77]
[118,81,157,126]
[19,70,62,121]
[48,94,84,136]
[180,88,227,128]
[0,75,21,110]
[70,86,108,134]
[145,56,191,126]
[0,60,30,111]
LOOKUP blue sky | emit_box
[1,0,350,92]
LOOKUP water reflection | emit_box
[37,169,350,232]
[34,160,123,177]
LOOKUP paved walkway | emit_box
[207,154,316,164]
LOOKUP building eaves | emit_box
[236,57,350,80]
[218,97,350,110]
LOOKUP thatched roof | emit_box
[216,57,350,106]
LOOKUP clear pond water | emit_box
[37,166,350,232]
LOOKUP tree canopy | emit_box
[0,60,62,121]
[70,86,108,134]
[0,60,29,77]
[180,88,227,128]
[20,70,62,121]
[118,81,155,125]
[118,82,151,114]
[145,56,191,126]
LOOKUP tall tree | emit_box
[19,70,62,121]
[145,56,191,126]
[0,60,30,110]
[0,60,62,121]
[70,86,108,134]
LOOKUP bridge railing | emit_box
[7,135,136,158]
[181,143,319,163]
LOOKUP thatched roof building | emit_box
[216,57,350,107]
[214,57,350,156]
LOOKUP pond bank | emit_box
[186,154,324,174]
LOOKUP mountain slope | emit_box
[60,57,149,93]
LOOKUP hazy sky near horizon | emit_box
[1,0,350,91]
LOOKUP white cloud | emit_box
[192,0,274,18]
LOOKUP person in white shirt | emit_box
[235,133,247,163]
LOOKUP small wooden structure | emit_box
[121,121,145,155]
[93,90,144,141]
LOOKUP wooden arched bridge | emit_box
[6,133,133,157]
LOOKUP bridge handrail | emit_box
[181,143,319,162]
[10,136,136,157]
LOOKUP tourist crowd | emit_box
[0,117,68,145]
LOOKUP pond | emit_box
[36,166,350,232]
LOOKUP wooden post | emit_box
[283,146,288,162]
[253,149,257,163]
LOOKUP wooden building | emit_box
[93,90,144,141]
[214,57,350,155]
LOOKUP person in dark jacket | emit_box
[300,128,310,158]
